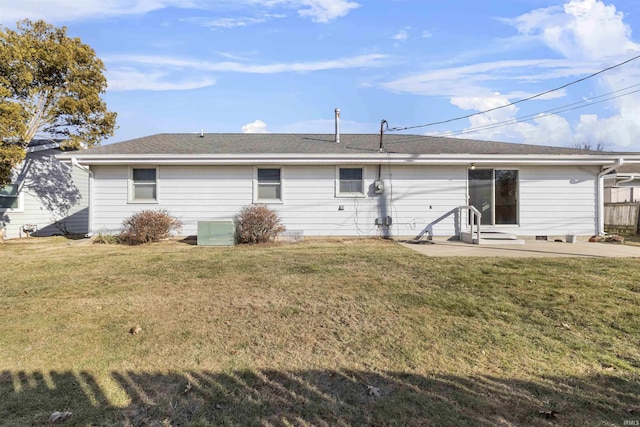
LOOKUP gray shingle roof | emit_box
[82,133,606,156]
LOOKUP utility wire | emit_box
[434,83,640,138]
[386,54,640,132]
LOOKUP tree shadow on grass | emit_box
[1,369,638,426]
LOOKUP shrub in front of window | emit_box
[234,204,286,244]
[119,209,182,245]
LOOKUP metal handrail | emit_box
[459,205,481,245]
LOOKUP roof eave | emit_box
[57,152,640,166]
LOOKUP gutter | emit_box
[71,158,94,237]
[597,158,624,235]
[56,153,640,166]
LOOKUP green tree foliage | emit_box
[0,19,117,186]
[0,145,25,187]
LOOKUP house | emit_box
[1,140,89,239]
[604,164,640,203]
[57,133,640,242]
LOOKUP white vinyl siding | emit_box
[129,167,158,203]
[1,149,89,239]
[518,166,597,236]
[336,167,365,197]
[254,167,282,203]
[89,164,600,239]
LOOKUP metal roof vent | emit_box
[335,108,340,143]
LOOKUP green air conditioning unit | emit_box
[197,221,235,246]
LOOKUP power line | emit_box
[386,54,640,132]
[434,83,640,138]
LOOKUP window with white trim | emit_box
[0,183,23,212]
[336,167,365,197]
[255,167,282,202]
[129,168,158,203]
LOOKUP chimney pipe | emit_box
[334,108,340,143]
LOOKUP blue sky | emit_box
[2,0,640,151]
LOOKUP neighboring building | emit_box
[604,164,640,203]
[1,140,89,239]
[58,133,640,241]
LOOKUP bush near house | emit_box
[119,209,182,245]
[234,204,285,244]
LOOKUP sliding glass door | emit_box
[468,169,518,225]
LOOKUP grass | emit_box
[1,237,639,426]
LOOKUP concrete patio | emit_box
[400,239,640,258]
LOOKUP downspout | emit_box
[597,158,624,235]
[72,158,94,237]
[613,174,640,186]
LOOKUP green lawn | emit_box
[1,237,639,426]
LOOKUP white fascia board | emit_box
[26,142,62,153]
[57,153,640,166]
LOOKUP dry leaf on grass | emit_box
[48,411,72,424]
[130,325,142,334]
[367,385,380,397]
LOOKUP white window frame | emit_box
[0,183,24,213]
[253,166,283,204]
[335,166,366,198]
[128,167,159,204]
[467,167,520,226]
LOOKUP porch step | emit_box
[460,231,525,245]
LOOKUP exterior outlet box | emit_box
[374,180,384,194]
[375,216,393,226]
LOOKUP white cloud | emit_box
[421,30,432,38]
[392,28,409,41]
[0,0,359,24]
[504,0,640,149]
[106,53,387,74]
[0,0,200,24]
[383,0,640,150]
[574,113,640,148]
[297,0,360,23]
[106,68,215,91]
[509,0,639,60]
[199,17,266,28]
[444,94,576,147]
[242,120,269,133]
[381,59,577,97]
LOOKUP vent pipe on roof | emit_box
[200,129,204,138]
[335,108,340,143]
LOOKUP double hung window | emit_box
[0,184,22,211]
[130,168,157,202]
[337,167,364,196]
[255,168,282,202]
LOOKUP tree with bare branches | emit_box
[570,141,608,151]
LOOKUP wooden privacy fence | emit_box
[604,202,640,234]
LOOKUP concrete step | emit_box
[460,231,525,245]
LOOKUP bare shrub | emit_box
[234,204,285,244]
[119,209,182,245]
